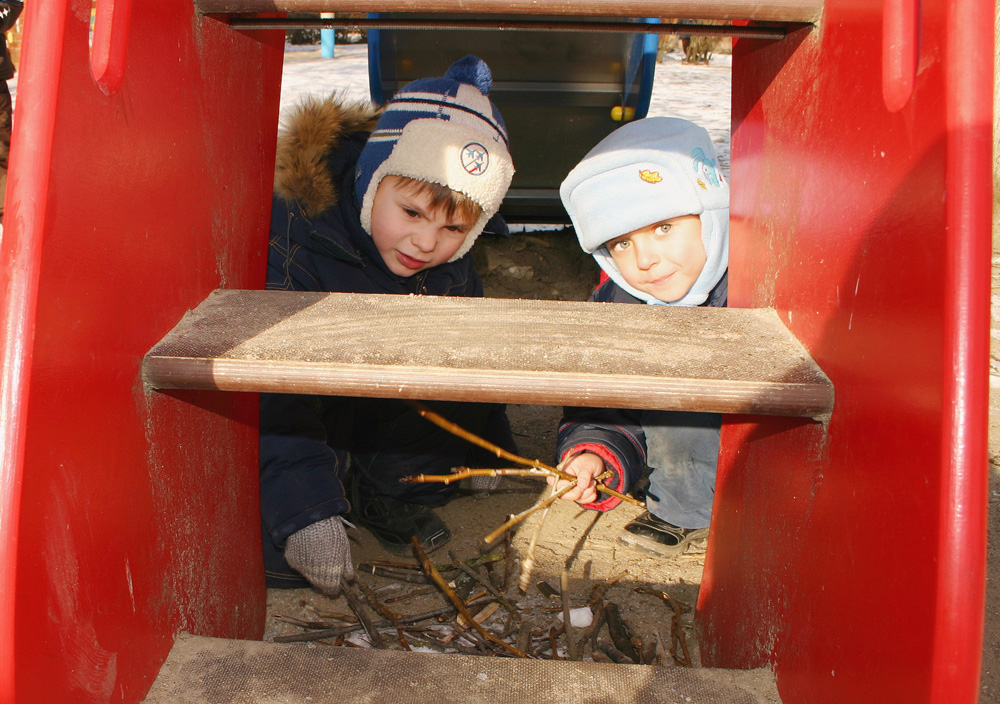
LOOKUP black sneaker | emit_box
[350,486,451,555]
[617,511,708,558]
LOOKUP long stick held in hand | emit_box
[408,401,643,508]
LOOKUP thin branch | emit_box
[383,586,438,604]
[408,401,643,508]
[357,565,434,583]
[589,571,626,608]
[635,586,693,667]
[401,467,545,484]
[548,626,563,660]
[482,477,579,546]
[561,569,579,661]
[341,579,386,649]
[359,583,412,651]
[519,503,551,594]
[272,598,494,643]
[412,537,529,658]
[604,601,640,663]
[449,550,518,618]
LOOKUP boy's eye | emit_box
[444,225,467,234]
[610,240,630,252]
[403,207,420,218]
[656,223,672,235]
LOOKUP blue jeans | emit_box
[642,411,721,529]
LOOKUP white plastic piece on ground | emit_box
[557,606,594,629]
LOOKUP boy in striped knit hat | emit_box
[260,56,517,597]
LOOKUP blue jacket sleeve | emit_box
[259,392,352,545]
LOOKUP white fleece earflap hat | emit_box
[560,117,729,306]
[355,55,514,261]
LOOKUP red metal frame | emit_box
[0,1,992,702]
[700,1,992,703]
[0,2,284,702]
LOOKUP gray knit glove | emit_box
[284,516,355,596]
[468,473,502,499]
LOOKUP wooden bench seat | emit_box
[142,290,833,418]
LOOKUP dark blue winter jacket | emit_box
[260,98,515,566]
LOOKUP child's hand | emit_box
[548,452,605,505]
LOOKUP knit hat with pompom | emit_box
[354,55,514,261]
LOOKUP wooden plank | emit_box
[143,633,779,703]
[143,290,833,417]
[196,0,824,24]
[222,17,794,40]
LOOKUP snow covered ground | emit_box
[5,42,730,175]
[278,43,732,177]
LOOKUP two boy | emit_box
[263,54,727,595]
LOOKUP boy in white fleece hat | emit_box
[552,117,729,557]
[260,56,517,597]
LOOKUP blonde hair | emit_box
[391,175,483,226]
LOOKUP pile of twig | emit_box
[273,547,693,666]
[272,402,693,664]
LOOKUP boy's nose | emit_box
[411,226,437,253]
[634,241,658,270]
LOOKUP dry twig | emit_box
[482,477,578,546]
[401,467,545,484]
[272,598,492,643]
[449,550,518,617]
[589,571,626,608]
[548,626,563,660]
[341,579,386,648]
[359,583,412,651]
[408,401,643,507]
[383,586,438,604]
[634,586,693,667]
[600,643,636,664]
[412,537,528,658]
[604,602,640,663]
[518,502,551,593]
[575,600,606,654]
[561,568,580,661]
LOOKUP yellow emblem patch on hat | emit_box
[639,169,662,183]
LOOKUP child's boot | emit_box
[617,511,708,558]
[351,481,451,554]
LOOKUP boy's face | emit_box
[606,215,706,302]
[370,176,474,277]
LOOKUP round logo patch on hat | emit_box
[461,142,489,175]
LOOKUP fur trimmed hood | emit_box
[273,95,383,217]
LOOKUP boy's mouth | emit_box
[647,271,675,286]
[396,251,428,270]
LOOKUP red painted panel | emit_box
[0,2,283,703]
[699,1,992,703]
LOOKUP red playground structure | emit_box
[0,1,993,703]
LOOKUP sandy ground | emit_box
[260,41,998,703]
